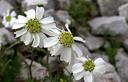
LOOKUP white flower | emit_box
[24,0,48,6]
[43,24,85,63]
[72,57,108,82]
[12,7,58,48]
[2,10,16,27]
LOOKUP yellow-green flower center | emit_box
[83,59,95,72]
[26,18,41,33]
[59,32,74,47]
[6,16,11,22]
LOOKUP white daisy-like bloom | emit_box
[24,0,48,6]
[72,57,108,82]
[2,10,16,27]
[12,7,58,48]
[43,24,85,63]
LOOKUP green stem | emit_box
[29,57,33,81]
[28,46,35,81]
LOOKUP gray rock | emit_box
[98,0,128,16]
[119,3,128,20]
[20,59,48,80]
[55,10,71,24]
[74,80,83,82]
[85,36,104,50]
[95,62,121,82]
[57,0,70,10]
[95,72,121,82]
[123,38,128,51]
[118,0,128,4]
[44,9,55,17]
[88,16,128,36]
[45,0,57,10]
[0,28,15,45]
[22,0,36,11]
[0,0,13,16]
[115,48,128,82]
[75,42,92,58]
[92,52,109,62]
[98,0,118,16]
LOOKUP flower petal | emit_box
[24,32,32,45]
[32,34,40,47]
[93,64,107,76]
[72,63,84,73]
[94,58,105,66]
[60,47,72,63]
[74,36,86,43]
[50,44,63,56]
[84,73,93,82]
[11,11,16,17]
[20,33,26,42]
[38,33,47,48]
[36,7,44,20]
[41,16,54,24]
[43,37,58,48]
[10,18,16,26]
[17,15,28,23]
[73,71,85,80]
[65,24,71,33]
[76,57,87,63]
[72,44,83,57]
[12,23,25,29]
[41,28,58,36]
[14,28,27,38]
[41,22,57,30]
[25,9,35,19]
[50,28,61,35]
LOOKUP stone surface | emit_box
[23,0,48,6]
[123,38,128,51]
[0,28,15,45]
[95,62,121,82]
[55,10,71,24]
[92,52,109,62]
[95,72,121,82]
[45,0,57,10]
[74,80,83,82]
[88,16,128,36]
[85,36,104,50]
[115,48,128,82]
[119,3,128,20]
[44,9,55,17]
[20,59,48,80]
[98,0,128,16]
[22,0,36,11]
[98,0,118,16]
[0,0,13,16]
[75,42,92,58]
[57,0,70,10]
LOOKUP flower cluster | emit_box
[72,57,108,82]
[2,5,110,82]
